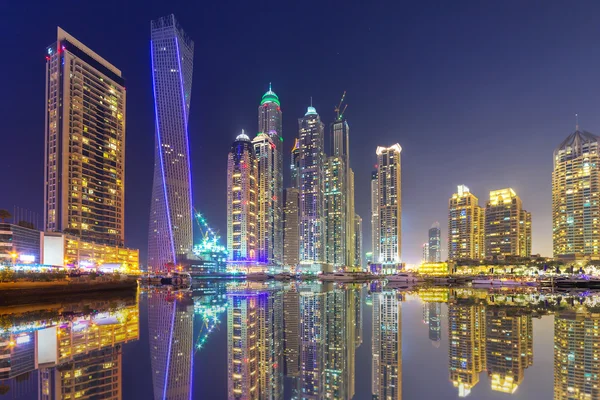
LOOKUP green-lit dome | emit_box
[260,83,280,106]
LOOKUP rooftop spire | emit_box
[269,82,272,91]
[310,96,313,107]
[576,113,579,131]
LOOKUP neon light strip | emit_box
[175,37,195,238]
[150,40,177,264]
[163,300,176,400]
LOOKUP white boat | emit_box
[319,272,371,282]
[385,273,424,283]
[472,278,522,286]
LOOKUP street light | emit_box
[10,252,17,266]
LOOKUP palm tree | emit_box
[0,210,11,223]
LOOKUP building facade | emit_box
[448,185,485,261]
[485,188,532,258]
[354,214,363,268]
[428,222,442,262]
[298,106,325,267]
[227,133,258,262]
[44,27,126,247]
[552,129,600,258]
[148,15,195,270]
[324,156,346,267]
[0,224,42,264]
[372,291,402,399]
[376,145,402,265]
[283,188,300,267]
[371,169,380,263]
[291,139,300,190]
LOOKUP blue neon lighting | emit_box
[163,300,176,400]
[150,40,177,264]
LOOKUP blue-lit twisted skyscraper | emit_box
[148,15,194,270]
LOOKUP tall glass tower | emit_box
[298,105,325,268]
[148,15,194,271]
[257,85,283,265]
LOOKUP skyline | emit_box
[4,2,600,264]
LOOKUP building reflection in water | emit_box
[423,302,442,347]
[0,295,139,400]
[372,290,402,400]
[554,308,600,400]
[148,290,194,400]
[227,283,283,400]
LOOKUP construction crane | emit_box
[334,91,348,121]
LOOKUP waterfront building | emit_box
[253,133,282,265]
[44,27,125,248]
[148,15,195,270]
[448,303,486,397]
[372,291,402,399]
[298,105,326,269]
[283,288,300,377]
[347,169,356,267]
[354,214,363,268]
[149,291,194,400]
[42,231,139,271]
[448,185,485,261]
[419,262,450,276]
[552,128,600,258]
[375,145,402,265]
[371,169,380,263]
[324,156,346,267]
[0,223,42,264]
[227,132,258,262]
[485,309,533,393]
[298,284,327,397]
[485,188,532,257]
[554,310,600,400]
[256,85,284,266]
[283,188,300,267]
[428,222,442,262]
[422,243,430,263]
[291,139,300,190]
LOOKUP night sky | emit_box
[2,1,600,265]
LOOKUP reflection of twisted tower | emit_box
[428,302,442,346]
[148,291,194,400]
[554,310,600,400]
[372,291,402,400]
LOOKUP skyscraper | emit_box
[347,168,356,267]
[552,128,600,258]
[253,133,282,264]
[283,187,300,267]
[376,144,402,265]
[485,188,532,257]
[298,105,325,269]
[354,214,363,268]
[324,156,346,267]
[148,15,194,270]
[372,291,402,399]
[371,169,380,263]
[291,139,300,189]
[428,222,442,262]
[448,185,485,261]
[422,243,430,263]
[227,132,258,262]
[298,284,326,397]
[257,85,284,266]
[44,27,126,247]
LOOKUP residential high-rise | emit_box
[347,169,356,267]
[485,188,532,257]
[257,85,284,266]
[372,291,402,399]
[298,105,325,269]
[422,243,430,263]
[283,187,300,267]
[554,309,600,400]
[298,284,327,397]
[448,185,485,261]
[44,27,126,247]
[371,169,380,263]
[253,133,282,265]
[291,138,300,189]
[428,222,442,262]
[354,214,363,268]
[552,128,600,258]
[148,15,194,270]
[324,156,346,267]
[283,288,300,377]
[376,144,402,265]
[227,132,258,262]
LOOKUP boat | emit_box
[385,273,424,283]
[247,272,270,281]
[319,272,372,282]
[274,272,292,280]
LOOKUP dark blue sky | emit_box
[2,1,600,264]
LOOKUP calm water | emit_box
[1,281,598,399]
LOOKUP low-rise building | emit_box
[0,223,42,264]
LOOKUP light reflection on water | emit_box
[0,282,599,399]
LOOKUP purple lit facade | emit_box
[148,15,194,271]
